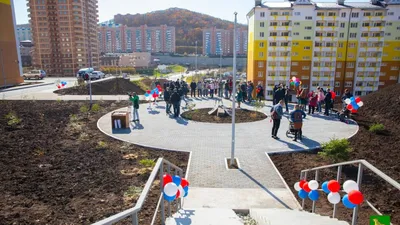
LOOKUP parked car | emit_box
[76,68,95,80]
[91,71,105,79]
[23,70,46,80]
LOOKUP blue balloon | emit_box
[351,101,359,110]
[322,181,330,194]
[155,88,159,94]
[298,189,308,199]
[308,190,319,201]
[183,186,189,193]
[350,97,355,102]
[144,93,149,97]
[184,191,188,197]
[172,175,181,186]
[163,193,175,202]
[150,90,155,95]
[342,194,356,209]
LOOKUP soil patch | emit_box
[181,108,267,123]
[270,84,400,225]
[140,78,169,89]
[0,100,189,224]
[54,78,145,95]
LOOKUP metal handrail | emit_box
[300,159,400,225]
[92,158,184,225]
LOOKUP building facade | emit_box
[20,40,34,67]
[28,0,100,77]
[98,24,176,54]
[0,0,23,87]
[119,52,151,68]
[202,27,248,56]
[247,0,400,100]
[16,24,33,43]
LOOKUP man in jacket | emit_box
[197,81,203,97]
[324,89,332,116]
[170,89,181,118]
[284,85,290,112]
[270,100,284,139]
[247,81,254,103]
[129,92,140,122]
[218,81,224,97]
[164,88,171,114]
[190,81,197,98]
[290,105,307,141]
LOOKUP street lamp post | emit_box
[195,41,198,80]
[230,12,238,167]
[219,47,222,81]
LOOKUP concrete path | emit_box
[97,98,358,209]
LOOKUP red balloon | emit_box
[303,182,311,192]
[299,180,306,189]
[327,180,341,193]
[163,174,172,187]
[351,109,358,113]
[355,97,361,103]
[147,90,151,94]
[347,104,353,110]
[62,83,65,86]
[348,190,364,205]
[152,93,157,98]
[176,189,180,199]
[331,91,336,99]
[181,178,189,188]
[157,85,161,88]
[57,85,61,89]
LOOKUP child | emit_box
[129,92,140,122]
[308,91,318,114]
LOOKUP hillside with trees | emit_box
[114,8,247,54]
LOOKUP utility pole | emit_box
[230,12,238,167]
[220,47,222,81]
[195,41,198,80]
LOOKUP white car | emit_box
[91,71,105,79]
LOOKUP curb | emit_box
[0,82,54,93]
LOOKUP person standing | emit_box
[129,92,140,123]
[270,100,284,139]
[164,87,171,114]
[218,80,224,97]
[224,81,230,99]
[284,85,290,112]
[324,89,332,116]
[317,87,325,113]
[273,85,278,105]
[290,104,307,141]
[197,81,202,97]
[308,91,318,114]
[170,89,181,118]
[240,82,247,103]
[190,81,196,98]
[247,81,254,103]
[228,79,233,98]
[237,89,243,109]
[209,81,215,98]
[256,82,264,102]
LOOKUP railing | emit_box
[300,159,400,225]
[92,158,184,225]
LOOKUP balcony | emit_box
[268,46,291,52]
[316,16,336,21]
[313,57,335,62]
[357,57,381,62]
[314,47,337,52]
[359,47,383,52]
[268,26,292,31]
[355,76,379,82]
[363,16,384,21]
[312,66,335,72]
[269,16,291,20]
[311,76,332,81]
[354,86,378,91]
[361,26,385,32]
[360,37,384,42]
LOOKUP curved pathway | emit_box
[98,97,358,208]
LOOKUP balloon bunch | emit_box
[322,180,364,208]
[345,97,364,113]
[163,174,189,202]
[144,85,163,101]
[56,81,67,89]
[294,180,320,201]
[290,76,302,87]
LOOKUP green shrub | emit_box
[80,105,89,114]
[124,186,143,199]
[369,123,385,134]
[253,101,265,112]
[132,79,150,91]
[139,159,156,167]
[91,103,101,112]
[96,141,108,150]
[318,138,352,162]
[5,112,21,127]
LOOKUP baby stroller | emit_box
[286,119,301,138]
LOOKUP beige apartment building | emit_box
[28,0,99,76]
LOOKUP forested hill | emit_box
[114,8,247,54]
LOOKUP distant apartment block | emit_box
[100,52,151,68]
[98,24,176,54]
[28,0,100,76]
[16,24,32,43]
[202,27,248,56]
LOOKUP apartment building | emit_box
[202,27,248,56]
[98,24,176,54]
[16,24,33,43]
[247,0,400,100]
[28,0,100,77]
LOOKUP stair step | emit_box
[250,208,350,225]
[166,208,243,225]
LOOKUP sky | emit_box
[13,0,256,25]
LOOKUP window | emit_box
[305,16,312,20]
[351,23,358,28]
[302,66,310,70]
[258,71,263,77]
[351,12,359,18]
[304,46,311,50]
[340,23,345,28]
[259,52,264,57]
[388,12,394,16]
[375,12,383,16]
[363,12,371,16]
[270,22,278,26]
[305,26,312,30]
[338,43,344,48]
[347,62,355,68]
[258,62,264,68]
[260,22,265,27]
[348,43,356,48]
[339,33,344,38]
[292,42,299,46]
[337,62,342,68]
[391,66,399,70]
[328,12,336,16]
[341,12,346,18]
[335,82,340,87]
[270,32,277,36]
[345,81,353,87]
[386,22,392,26]
[304,36,311,40]
[291,71,298,75]
[336,72,341,77]
[362,22,370,27]
[385,33,391,36]
[294,22,300,26]
[260,32,264,37]
[292,62,299,66]
[350,33,357,38]
[292,52,299,56]
[260,12,265,17]
[317,12,324,16]
[293,32,299,35]
[271,12,278,16]
[295,12,301,16]
[346,72,354,78]
[259,42,264,48]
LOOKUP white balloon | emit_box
[164,183,178,197]
[345,98,351,104]
[308,180,319,190]
[294,182,302,191]
[327,192,341,204]
[178,185,185,198]
[357,101,364,107]
[343,180,359,193]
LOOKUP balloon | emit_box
[153,93,157,98]
[350,97,355,102]
[163,174,172,187]
[176,189,181,199]
[163,192,175,202]
[62,83,65,86]
[342,194,357,208]
[184,191,188,197]
[347,104,353,110]
[150,90,155,95]
[343,180,359,193]
[357,101,364,107]
[178,185,185,198]
[345,98,351,104]
[327,180,341,193]
[292,76,297,81]
[348,190,363,205]
[308,190,319,201]
[146,90,151,94]
[181,178,189,188]
[299,81,302,85]
[164,183,178,197]
[172,175,181,186]
[327,192,341,204]
[145,96,150,101]
[322,181,330,194]
[57,85,61,89]
[331,91,336,99]
[157,84,161,88]
[299,180,307,189]
[295,82,300,87]
[303,182,311,192]
[351,102,359,110]
[355,97,361,103]
[298,189,308,199]
[308,180,319,190]
[289,79,293,82]
[294,182,302,191]
[144,93,149,97]
[155,89,159,94]
[183,186,189,193]
[351,109,358,113]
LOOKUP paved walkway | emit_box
[97,98,358,191]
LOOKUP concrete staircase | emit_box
[166,208,350,225]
